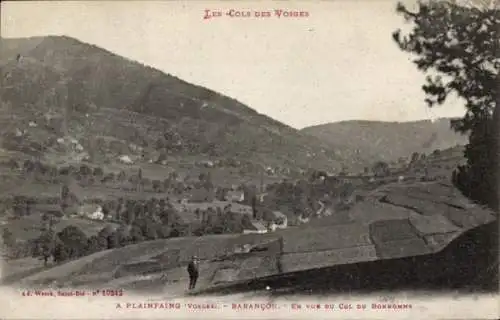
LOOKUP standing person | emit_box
[187,256,199,290]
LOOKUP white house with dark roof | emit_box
[77,204,104,220]
[271,210,288,230]
[243,221,268,234]
[224,190,245,202]
[298,214,310,224]
[118,155,134,164]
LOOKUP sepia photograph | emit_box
[0,0,498,319]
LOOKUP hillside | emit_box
[3,180,496,295]
[301,119,468,165]
[0,36,346,172]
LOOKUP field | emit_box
[0,212,121,244]
[114,163,284,189]
[2,179,495,297]
[0,178,173,202]
[2,233,273,288]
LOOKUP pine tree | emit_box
[394,0,499,211]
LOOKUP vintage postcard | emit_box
[0,0,499,319]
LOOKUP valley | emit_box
[0,35,496,300]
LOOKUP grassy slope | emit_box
[0,36,342,171]
[6,176,496,292]
[3,36,467,173]
[0,145,469,285]
[2,233,271,287]
[0,213,120,242]
[301,119,468,165]
[0,35,470,182]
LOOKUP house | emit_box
[243,221,268,234]
[199,160,214,168]
[265,167,275,175]
[118,155,134,164]
[267,213,288,232]
[322,207,334,217]
[74,152,90,162]
[298,214,310,224]
[272,211,288,229]
[256,192,268,203]
[225,190,244,202]
[15,128,25,137]
[77,204,104,220]
[232,204,253,216]
[234,244,253,253]
[89,208,105,220]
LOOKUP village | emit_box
[0,1,497,312]
[0,133,461,268]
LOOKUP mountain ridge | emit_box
[1,35,468,173]
[1,35,345,172]
[301,118,468,165]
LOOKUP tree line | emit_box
[1,195,258,263]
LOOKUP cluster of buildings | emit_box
[172,197,288,235]
[172,185,288,234]
[242,210,288,234]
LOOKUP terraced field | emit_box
[2,180,496,297]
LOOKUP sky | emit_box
[1,0,466,129]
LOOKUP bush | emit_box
[101,172,115,183]
[117,170,127,182]
[93,167,104,177]
[152,180,162,192]
[5,159,19,169]
[79,164,92,177]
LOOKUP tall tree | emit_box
[12,196,26,217]
[60,183,73,215]
[86,235,101,255]
[2,228,15,248]
[137,168,144,192]
[37,228,55,266]
[393,0,499,210]
[57,225,88,258]
[97,225,114,249]
[130,225,144,243]
[115,225,130,246]
[372,161,390,177]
